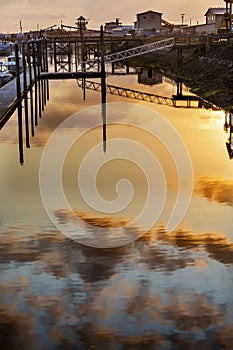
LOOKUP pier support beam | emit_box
[15,41,24,165]
[100,25,107,153]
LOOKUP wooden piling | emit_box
[38,80,42,118]
[68,41,71,72]
[100,25,107,153]
[15,41,24,165]
[53,41,57,72]
[27,40,33,86]
[177,48,183,96]
[74,40,78,71]
[22,41,27,92]
[32,40,37,79]
[27,40,34,136]
[34,80,38,126]
[126,40,130,74]
[22,41,30,148]
[29,87,34,137]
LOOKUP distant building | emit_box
[76,16,88,30]
[135,10,162,32]
[105,18,121,33]
[183,7,226,34]
[105,18,134,36]
[205,7,226,27]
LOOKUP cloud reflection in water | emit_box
[0,219,233,348]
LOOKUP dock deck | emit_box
[0,70,34,129]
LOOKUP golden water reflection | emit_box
[196,177,233,206]
[1,74,233,349]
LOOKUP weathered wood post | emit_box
[40,39,45,112]
[15,41,24,165]
[79,20,86,99]
[126,40,130,74]
[111,41,115,74]
[41,38,46,72]
[53,40,57,72]
[100,25,107,153]
[27,40,32,86]
[32,41,38,126]
[74,40,78,71]
[30,84,34,136]
[22,41,27,89]
[50,43,53,64]
[177,48,183,96]
[44,38,48,72]
[22,41,30,148]
[27,40,34,136]
[36,39,42,118]
[97,43,100,72]
[32,40,37,79]
[68,41,71,72]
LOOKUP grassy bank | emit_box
[130,41,233,111]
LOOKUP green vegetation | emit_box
[130,41,233,110]
[203,90,219,98]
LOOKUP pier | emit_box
[0,27,106,129]
[0,33,218,129]
[0,70,34,128]
[0,30,224,164]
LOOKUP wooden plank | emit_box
[172,95,200,101]
[0,70,35,129]
[39,71,103,80]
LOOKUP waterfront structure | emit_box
[183,7,227,34]
[205,7,226,26]
[105,19,121,32]
[105,19,134,36]
[224,0,233,32]
[137,67,162,85]
[134,10,162,33]
[76,16,88,31]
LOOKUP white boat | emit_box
[0,40,13,53]
[7,53,23,74]
[0,61,13,86]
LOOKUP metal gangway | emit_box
[81,37,175,70]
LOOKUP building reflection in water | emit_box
[137,67,162,86]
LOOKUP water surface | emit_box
[0,72,233,349]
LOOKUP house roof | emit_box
[76,16,87,21]
[136,10,162,16]
[204,7,226,16]
[105,22,118,25]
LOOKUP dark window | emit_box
[148,68,152,79]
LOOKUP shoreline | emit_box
[130,41,233,111]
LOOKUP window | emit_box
[207,15,215,22]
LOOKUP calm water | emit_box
[0,70,233,349]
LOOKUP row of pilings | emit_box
[12,26,107,164]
